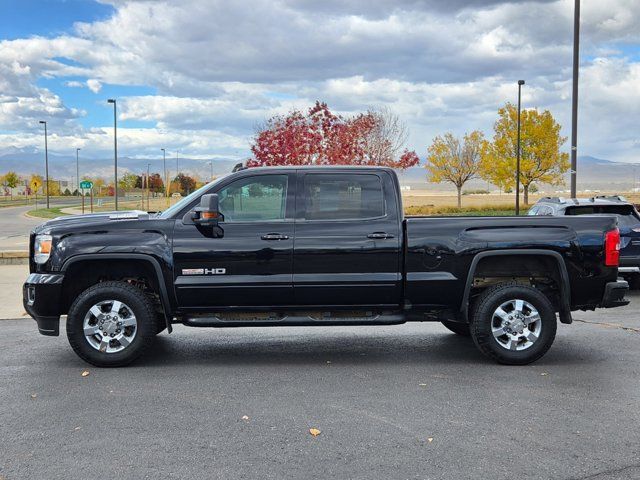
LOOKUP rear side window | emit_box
[565,205,640,227]
[302,174,385,220]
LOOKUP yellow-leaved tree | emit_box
[480,103,569,205]
[425,131,484,207]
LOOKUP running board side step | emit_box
[181,312,406,328]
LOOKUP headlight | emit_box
[34,235,53,264]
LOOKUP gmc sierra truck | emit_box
[24,166,629,367]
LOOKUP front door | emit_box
[292,170,402,308]
[173,172,295,309]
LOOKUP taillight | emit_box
[605,228,620,267]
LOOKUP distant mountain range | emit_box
[0,149,638,192]
[0,147,240,183]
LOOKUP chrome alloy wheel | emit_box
[491,299,542,351]
[83,300,137,353]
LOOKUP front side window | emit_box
[302,173,385,220]
[218,175,288,222]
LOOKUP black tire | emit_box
[441,320,471,336]
[470,282,557,365]
[66,281,156,367]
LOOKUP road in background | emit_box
[1,294,639,479]
[0,198,81,250]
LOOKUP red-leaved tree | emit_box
[248,102,419,169]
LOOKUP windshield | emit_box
[158,173,231,219]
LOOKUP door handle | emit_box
[261,233,290,241]
[367,232,394,239]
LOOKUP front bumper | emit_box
[600,280,630,308]
[23,273,64,336]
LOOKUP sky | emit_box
[0,0,639,171]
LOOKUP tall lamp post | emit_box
[75,148,81,196]
[207,161,213,181]
[107,98,118,210]
[38,121,50,208]
[176,150,179,178]
[146,163,151,212]
[570,0,580,198]
[515,80,525,215]
[161,148,167,199]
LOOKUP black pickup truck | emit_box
[24,166,629,366]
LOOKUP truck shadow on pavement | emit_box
[130,326,599,368]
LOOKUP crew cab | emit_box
[24,167,629,367]
[529,195,640,288]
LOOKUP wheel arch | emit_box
[460,249,572,324]
[61,254,173,332]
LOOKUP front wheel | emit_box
[66,281,156,367]
[470,283,557,365]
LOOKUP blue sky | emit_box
[0,0,114,39]
[0,0,639,178]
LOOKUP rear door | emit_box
[292,170,402,308]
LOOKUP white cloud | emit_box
[0,0,639,167]
[86,79,102,93]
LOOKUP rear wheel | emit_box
[470,283,557,365]
[440,320,470,336]
[66,281,156,367]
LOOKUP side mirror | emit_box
[193,194,223,227]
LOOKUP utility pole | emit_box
[570,0,580,198]
[38,120,50,208]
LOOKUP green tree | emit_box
[480,103,569,205]
[425,131,484,207]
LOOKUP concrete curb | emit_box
[0,251,29,265]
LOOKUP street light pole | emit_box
[76,148,81,196]
[570,0,580,198]
[38,120,50,208]
[107,99,118,210]
[208,161,213,181]
[161,148,167,198]
[516,80,525,215]
[146,163,151,212]
[176,150,179,178]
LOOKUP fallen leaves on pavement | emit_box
[309,428,321,437]
[81,370,90,377]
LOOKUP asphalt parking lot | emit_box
[1,293,639,480]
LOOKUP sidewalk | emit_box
[0,264,29,319]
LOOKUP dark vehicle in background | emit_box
[24,167,628,367]
[529,196,640,288]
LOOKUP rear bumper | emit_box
[600,280,630,308]
[23,273,64,336]
[619,256,640,274]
